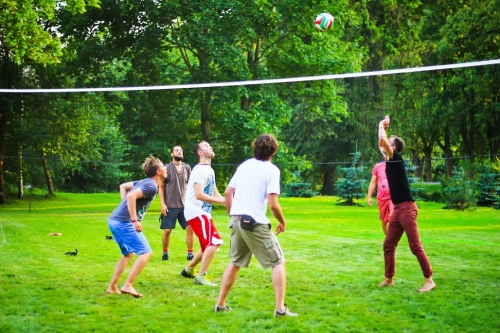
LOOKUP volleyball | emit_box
[315,13,334,31]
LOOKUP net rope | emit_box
[1,59,499,94]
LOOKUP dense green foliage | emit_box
[1,193,499,332]
[441,167,479,211]
[283,181,318,198]
[1,0,499,201]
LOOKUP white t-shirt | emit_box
[227,158,281,224]
[184,164,216,220]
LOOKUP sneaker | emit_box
[214,305,232,312]
[181,268,195,279]
[194,272,217,286]
[162,252,169,261]
[274,307,298,318]
[187,253,194,261]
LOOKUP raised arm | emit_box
[378,115,393,159]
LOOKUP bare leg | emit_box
[107,253,134,294]
[382,222,389,235]
[272,263,286,311]
[378,277,394,287]
[186,225,194,251]
[216,264,240,307]
[418,277,436,292]
[162,229,172,251]
[120,252,152,297]
[186,249,203,269]
[198,245,220,274]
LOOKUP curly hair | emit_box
[390,135,405,153]
[253,134,279,161]
[142,156,162,177]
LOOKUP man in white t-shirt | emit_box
[214,134,298,318]
[180,141,225,286]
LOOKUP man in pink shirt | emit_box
[367,161,394,234]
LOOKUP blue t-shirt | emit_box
[109,178,158,222]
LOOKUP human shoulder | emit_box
[139,178,158,195]
[391,150,403,160]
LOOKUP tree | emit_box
[0,0,99,202]
[335,151,366,205]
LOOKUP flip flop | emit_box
[121,290,143,298]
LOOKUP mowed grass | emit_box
[0,193,499,333]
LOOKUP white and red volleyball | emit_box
[315,13,334,31]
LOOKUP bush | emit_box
[412,183,443,202]
[283,182,318,198]
[441,167,478,211]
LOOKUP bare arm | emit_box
[119,182,134,200]
[224,186,235,215]
[378,115,393,159]
[268,193,286,235]
[119,182,144,232]
[367,175,378,206]
[158,181,168,216]
[193,183,225,205]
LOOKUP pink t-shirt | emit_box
[373,162,391,200]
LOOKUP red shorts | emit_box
[377,198,394,224]
[187,215,223,252]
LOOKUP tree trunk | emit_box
[41,149,55,196]
[412,154,423,180]
[423,144,433,182]
[240,37,262,110]
[437,128,454,177]
[17,153,23,199]
[320,165,336,195]
[201,89,212,142]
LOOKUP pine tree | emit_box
[335,151,366,206]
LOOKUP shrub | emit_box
[441,167,478,211]
[283,182,318,198]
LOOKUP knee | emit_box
[383,240,395,253]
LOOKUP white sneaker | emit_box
[194,272,217,286]
[274,307,298,317]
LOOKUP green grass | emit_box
[1,193,499,332]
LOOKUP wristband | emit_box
[131,220,138,223]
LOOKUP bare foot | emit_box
[378,278,394,287]
[120,286,143,298]
[106,287,122,294]
[418,280,436,292]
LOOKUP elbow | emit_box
[224,187,235,197]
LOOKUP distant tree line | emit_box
[1,0,499,203]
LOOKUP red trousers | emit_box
[383,201,433,278]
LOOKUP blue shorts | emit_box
[159,208,188,230]
[108,218,152,256]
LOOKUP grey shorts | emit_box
[159,208,188,230]
[228,216,285,269]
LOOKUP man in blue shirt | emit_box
[106,156,167,298]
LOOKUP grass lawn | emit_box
[0,193,499,332]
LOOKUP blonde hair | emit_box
[142,156,162,177]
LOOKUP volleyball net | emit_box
[1,59,500,193]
